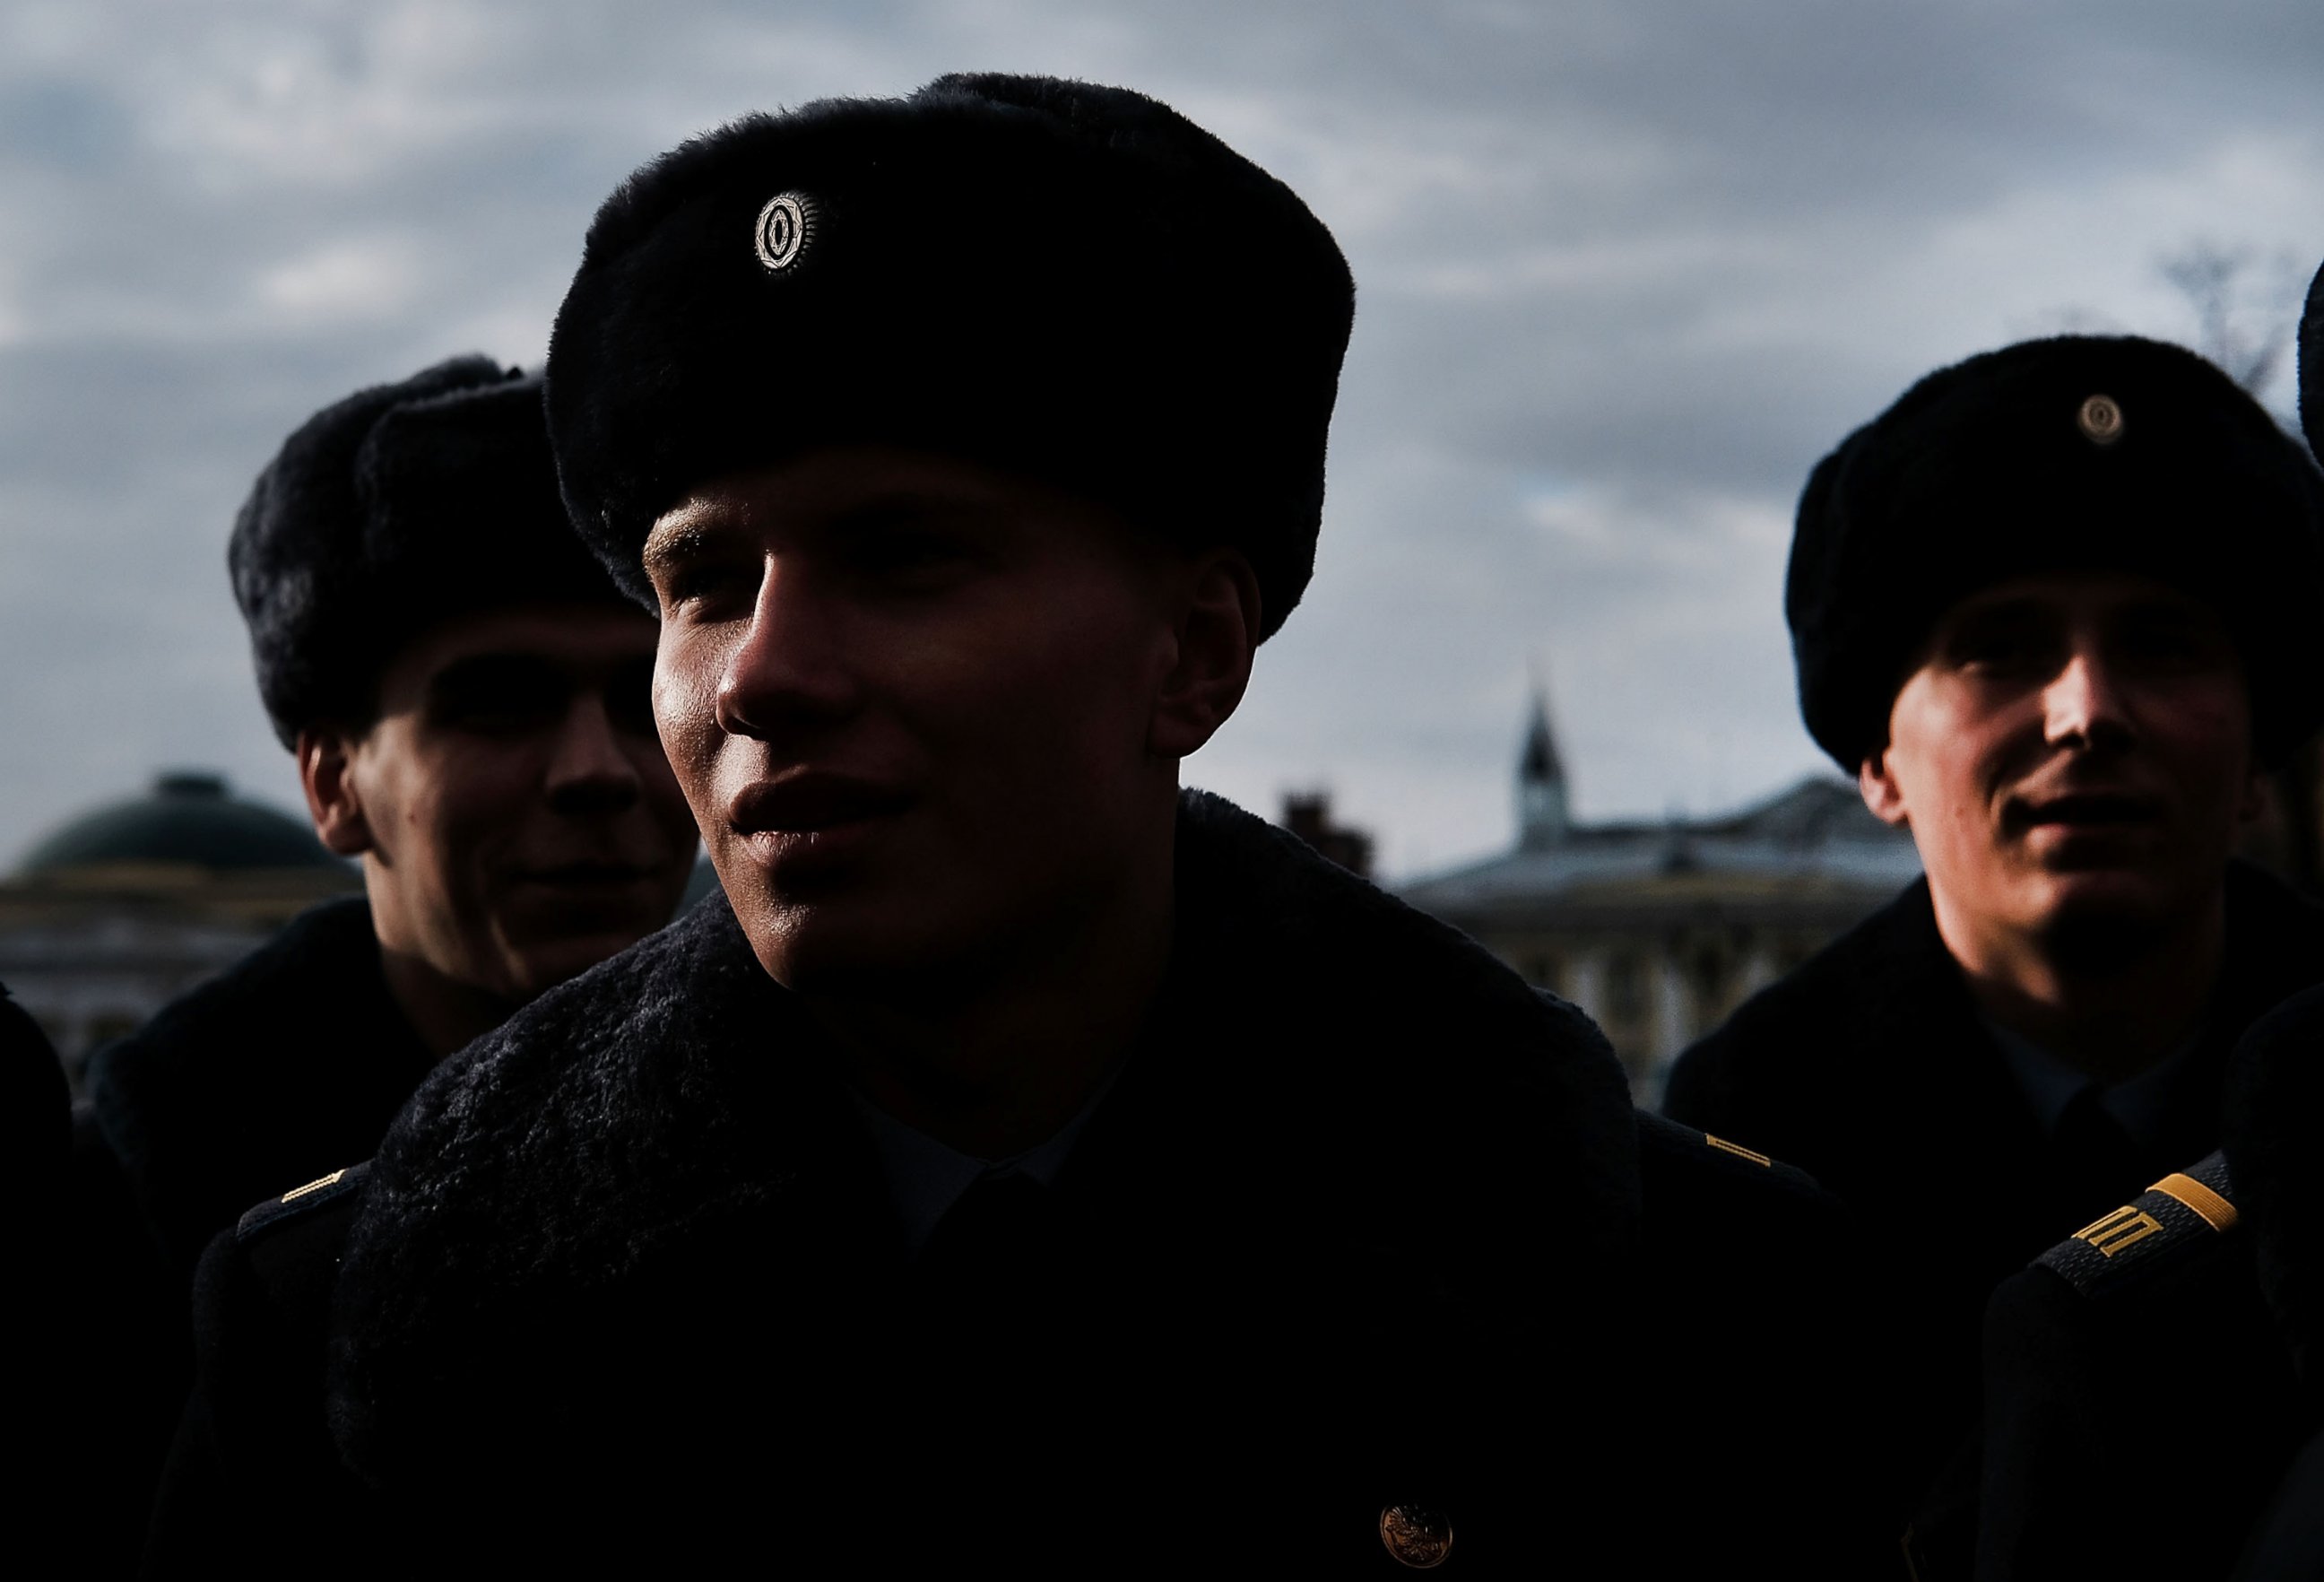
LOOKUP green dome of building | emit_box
[17,771,343,876]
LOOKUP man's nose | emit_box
[714,562,855,739]
[2042,649,2135,752]
[546,694,645,814]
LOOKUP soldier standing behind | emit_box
[1970,264,2324,1582]
[88,355,699,1285]
[1662,333,2324,1565]
[69,359,698,1567]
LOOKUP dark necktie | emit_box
[917,1170,1063,1297]
[910,1171,1076,1425]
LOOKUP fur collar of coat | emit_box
[325,790,1640,1552]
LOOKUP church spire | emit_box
[1517,672,1570,850]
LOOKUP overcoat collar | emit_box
[1798,878,2051,1169]
[1799,865,2324,1165]
[90,894,429,1277]
[328,790,1642,1490]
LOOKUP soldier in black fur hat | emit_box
[167,75,1890,1576]
[89,356,698,1289]
[1664,330,2324,1572]
[74,360,698,1569]
[1963,264,2324,1582]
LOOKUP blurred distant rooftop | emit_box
[15,770,342,879]
[1400,691,1921,921]
[1402,776,1921,912]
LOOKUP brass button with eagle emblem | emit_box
[1379,1503,1453,1569]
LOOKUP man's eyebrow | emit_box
[640,517,733,576]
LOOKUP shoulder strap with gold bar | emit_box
[2034,1150,2237,1299]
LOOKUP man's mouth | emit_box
[2008,792,2163,833]
[728,773,914,836]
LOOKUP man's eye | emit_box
[1952,628,2043,671]
[2119,618,2221,664]
[1963,638,2029,666]
[659,561,758,613]
[438,688,562,733]
[427,656,572,732]
[847,526,977,581]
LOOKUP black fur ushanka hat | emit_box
[229,357,633,748]
[544,73,1356,639]
[1788,335,2324,771]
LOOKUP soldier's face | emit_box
[313,604,698,1006]
[1860,572,2262,951]
[644,447,1218,994]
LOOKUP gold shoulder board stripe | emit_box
[2072,1204,2163,1256]
[280,1169,347,1204]
[1704,1134,1773,1167]
[2150,1171,2237,1233]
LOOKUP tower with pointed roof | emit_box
[1408,693,1921,1103]
[1517,689,1570,851]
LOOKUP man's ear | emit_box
[298,727,376,856]
[1149,549,1261,761]
[1858,746,1911,829]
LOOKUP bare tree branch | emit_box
[2157,240,2291,394]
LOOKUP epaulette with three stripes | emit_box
[2035,1151,2238,1299]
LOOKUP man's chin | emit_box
[736,893,992,1001]
[2027,871,2181,968]
[501,927,666,1001]
[749,924,931,997]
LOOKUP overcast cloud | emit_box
[2,0,2319,876]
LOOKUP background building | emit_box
[4,769,724,1093]
[1279,789,1375,881]
[1400,696,1921,1104]
[0,771,360,1091]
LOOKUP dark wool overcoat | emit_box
[1975,979,2324,1582]
[1663,863,2324,1571]
[87,895,432,1287]
[1974,1196,2296,1582]
[67,897,428,1575]
[165,794,1895,1578]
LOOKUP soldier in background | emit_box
[1971,264,2324,1582]
[89,355,698,1285]
[1663,332,2324,1569]
[70,359,698,1568]
[167,74,1891,1577]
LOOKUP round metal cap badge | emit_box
[754,193,817,273]
[2077,393,2125,446]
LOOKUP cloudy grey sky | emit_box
[2,0,2319,877]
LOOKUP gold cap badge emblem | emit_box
[754,193,816,273]
[2077,393,2124,446]
[1379,1503,1454,1569]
